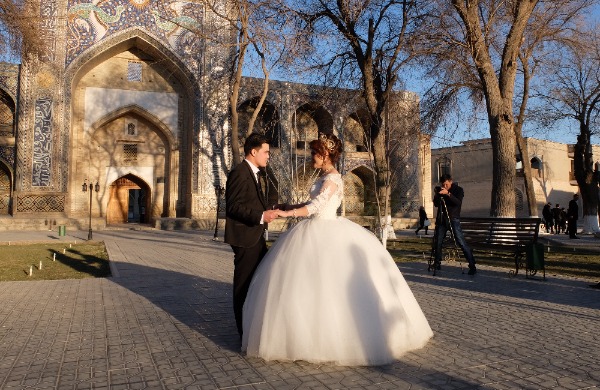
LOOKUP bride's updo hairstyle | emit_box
[309,133,343,164]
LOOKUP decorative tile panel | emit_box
[32,98,53,187]
[39,0,58,62]
[0,194,9,213]
[0,146,15,166]
[16,194,65,212]
[66,0,204,68]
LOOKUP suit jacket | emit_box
[224,160,267,248]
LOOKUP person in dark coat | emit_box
[559,207,567,234]
[542,202,553,233]
[552,204,561,234]
[433,174,477,275]
[415,206,429,235]
[567,193,580,239]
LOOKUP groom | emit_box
[225,133,279,338]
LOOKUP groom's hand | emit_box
[263,209,279,223]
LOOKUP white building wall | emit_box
[431,138,600,218]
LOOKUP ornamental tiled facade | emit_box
[0,0,430,230]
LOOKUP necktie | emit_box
[256,172,263,197]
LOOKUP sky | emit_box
[248,3,600,150]
[1,3,597,149]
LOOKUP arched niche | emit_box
[238,97,281,147]
[0,89,15,136]
[293,103,334,149]
[345,165,377,216]
[0,159,12,214]
[67,30,194,218]
[343,109,370,152]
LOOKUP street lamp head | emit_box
[94,182,100,192]
[82,181,87,192]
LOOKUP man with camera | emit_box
[433,174,477,275]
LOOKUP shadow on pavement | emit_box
[400,262,600,313]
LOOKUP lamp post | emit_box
[82,180,100,240]
[213,185,225,241]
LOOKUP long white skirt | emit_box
[242,217,433,366]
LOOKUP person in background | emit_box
[552,203,561,235]
[415,206,429,235]
[542,202,554,234]
[432,174,477,275]
[559,207,568,234]
[567,193,580,239]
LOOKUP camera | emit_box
[434,186,442,193]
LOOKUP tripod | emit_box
[428,197,464,276]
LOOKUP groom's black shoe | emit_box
[433,262,441,270]
[467,267,477,275]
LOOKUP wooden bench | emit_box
[459,217,544,279]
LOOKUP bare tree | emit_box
[180,0,290,167]
[287,0,430,229]
[514,1,593,217]
[536,29,600,233]
[0,0,44,61]
[422,1,591,217]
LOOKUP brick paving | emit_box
[0,229,599,389]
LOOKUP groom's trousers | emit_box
[232,236,268,337]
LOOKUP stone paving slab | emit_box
[0,229,599,389]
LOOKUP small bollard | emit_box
[53,253,56,261]
[63,248,65,254]
[69,244,72,248]
[39,261,42,270]
[29,265,33,276]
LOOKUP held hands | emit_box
[276,209,295,218]
[263,209,280,223]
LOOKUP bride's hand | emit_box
[278,210,292,218]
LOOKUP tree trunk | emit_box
[515,128,538,216]
[574,126,600,233]
[489,115,516,217]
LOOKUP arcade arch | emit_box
[0,160,11,214]
[344,165,377,215]
[238,98,280,147]
[293,103,333,149]
[343,110,370,152]
[0,89,15,136]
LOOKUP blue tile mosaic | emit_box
[32,98,53,187]
[66,0,203,66]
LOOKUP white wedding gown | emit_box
[242,173,433,366]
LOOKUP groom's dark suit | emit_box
[225,160,268,337]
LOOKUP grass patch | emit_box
[388,236,600,280]
[0,242,111,281]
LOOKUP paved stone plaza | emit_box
[0,229,598,389]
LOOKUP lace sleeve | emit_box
[306,177,339,216]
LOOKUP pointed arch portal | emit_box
[107,174,151,224]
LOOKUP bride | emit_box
[242,133,433,366]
